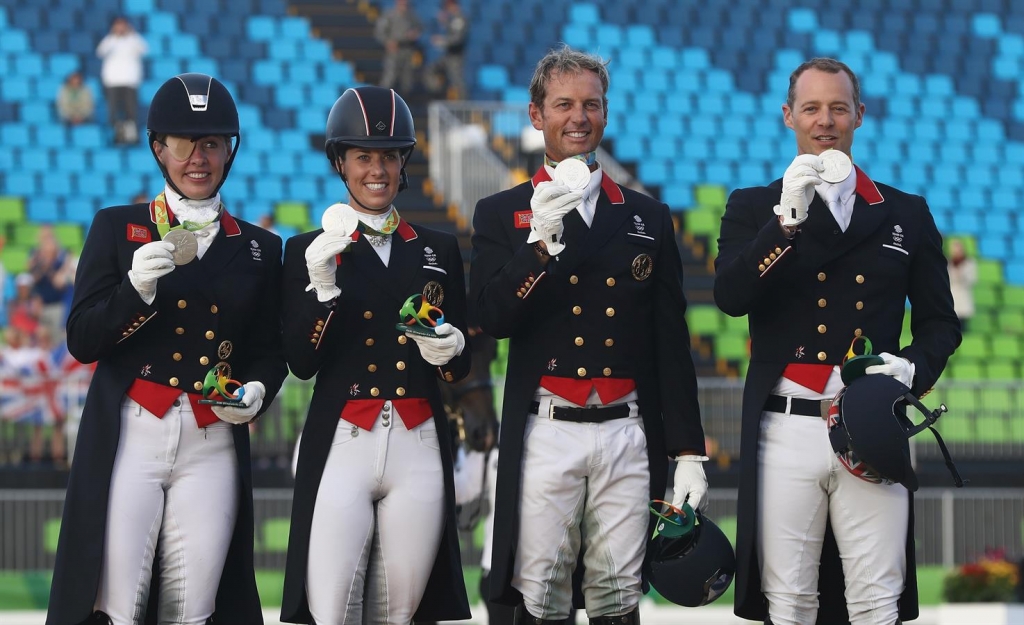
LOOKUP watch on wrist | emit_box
[533,242,550,257]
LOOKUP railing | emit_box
[427,101,649,230]
[4,374,1023,469]
[1,488,1020,572]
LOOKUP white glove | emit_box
[773,154,824,226]
[304,230,352,302]
[128,240,176,304]
[407,322,466,366]
[864,352,916,388]
[525,181,583,255]
[671,456,709,512]
[211,381,266,424]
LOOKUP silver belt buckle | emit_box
[548,403,558,420]
[819,400,830,420]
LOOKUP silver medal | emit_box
[819,149,853,184]
[322,203,359,234]
[163,229,198,265]
[554,158,591,191]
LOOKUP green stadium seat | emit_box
[693,184,727,210]
[991,337,1022,360]
[973,284,1000,310]
[13,223,41,248]
[974,416,1008,442]
[0,196,26,225]
[683,209,720,238]
[262,518,290,553]
[715,334,749,360]
[44,518,61,553]
[0,245,30,275]
[1009,416,1024,442]
[996,310,1024,335]
[275,202,309,229]
[1002,286,1024,310]
[53,223,84,252]
[687,306,722,336]
[721,314,749,336]
[985,362,1018,380]
[949,362,984,379]
[955,335,989,360]
[976,259,1004,285]
[937,387,977,417]
[934,414,973,442]
[968,311,996,334]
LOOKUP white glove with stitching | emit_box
[526,181,583,255]
[407,322,466,366]
[671,456,709,512]
[305,230,352,302]
[773,154,824,227]
[128,240,176,304]
[211,381,266,424]
[865,352,916,387]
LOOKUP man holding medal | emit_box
[47,73,287,624]
[470,45,706,624]
[714,58,961,625]
[279,86,471,624]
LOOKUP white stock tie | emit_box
[825,185,850,232]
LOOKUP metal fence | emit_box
[3,374,1023,469]
[2,487,1020,573]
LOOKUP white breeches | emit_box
[95,396,239,625]
[757,409,909,625]
[513,412,649,620]
[306,404,445,624]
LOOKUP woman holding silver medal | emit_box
[280,86,471,624]
[47,73,287,625]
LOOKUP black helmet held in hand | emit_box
[325,86,416,191]
[147,73,241,198]
[827,373,966,492]
[646,501,735,607]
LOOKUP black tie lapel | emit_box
[175,229,246,303]
[547,209,589,275]
[583,197,630,254]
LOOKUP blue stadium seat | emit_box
[281,16,310,39]
[478,65,509,91]
[787,8,817,32]
[76,174,110,198]
[270,41,299,62]
[288,176,322,204]
[144,12,179,36]
[638,160,670,185]
[70,124,104,151]
[660,184,694,210]
[951,211,982,234]
[28,198,60,222]
[569,4,601,25]
[595,24,624,49]
[1007,262,1024,285]
[648,137,678,160]
[680,48,710,70]
[625,24,655,48]
[247,16,277,41]
[561,24,592,49]
[2,76,30,101]
[671,161,706,186]
[252,60,284,86]
[274,84,306,109]
[980,235,1010,260]
[288,63,317,84]
[22,103,54,125]
[125,0,155,13]
[301,40,331,62]
[613,136,644,162]
[972,13,1002,37]
[323,63,354,87]
[255,178,284,201]
[985,207,1015,231]
[64,201,96,226]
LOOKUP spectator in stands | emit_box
[8,272,42,337]
[947,238,977,332]
[258,213,280,236]
[55,71,95,126]
[47,73,287,625]
[96,16,147,145]
[427,0,469,100]
[469,46,706,624]
[714,57,961,625]
[375,0,422,94]
[28,225,75,344]
[280,86,470,624]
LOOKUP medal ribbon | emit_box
[356,208,401,238]
[152,192,222,238]
[544,151,597,168]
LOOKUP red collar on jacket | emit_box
[854,165,884,205]
[531,166,625,205]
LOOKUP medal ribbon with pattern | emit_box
[544,151,597,168]
[356,208,400,237]
[152,192,222,237]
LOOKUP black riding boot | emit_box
[589,606,640,625]
[79,612,112,625]
[514,603,568,624]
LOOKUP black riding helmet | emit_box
[325,86,416,193]
[147,73,240,199]
[646,501,736,607]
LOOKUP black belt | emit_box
[764,395,828,418]
[529,401,630,423]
